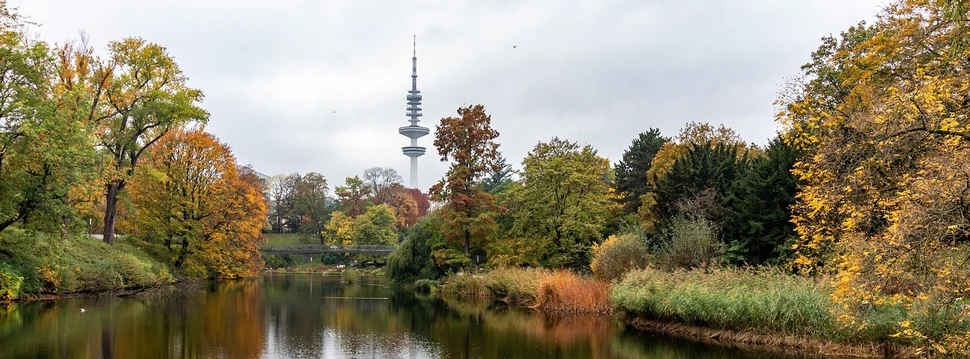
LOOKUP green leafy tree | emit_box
[615,128,668,213]
[508,137,612,270]
[430,104,502,261]
[93,37,209,245]
[0,11,95,232]
[291,172,329,243]
[351,204,397,246]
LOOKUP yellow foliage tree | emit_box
[780,0,970,354]
[323,211,355,246]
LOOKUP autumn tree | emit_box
[0,10,96,233]
[507,137,612,270]
[405,188,430,217]
[291,172,329,243]
[430,104,502,261]
[362,167,402,205]
[780,1,970,353]
[126,128,265,278]
[615,128,668,214]
[92,37,209,245]
[335,175,370,217]
[388,184,419,229]
[323,211,354,246]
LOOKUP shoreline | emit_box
[622,315,910,358]
[10,279,207,304]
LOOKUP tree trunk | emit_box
[464,229,471,257]
[103,181,122,245]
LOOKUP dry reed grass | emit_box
[531,271,611,314]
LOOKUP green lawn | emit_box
[262,233,305,248]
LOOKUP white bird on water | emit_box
[80,308,85,313]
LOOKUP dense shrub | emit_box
[661,215,721,270]
[413,279,438,294]
[544,241,593,274]
[590,234,648,281]
[486,237,544,268]
[264,254,296,268]
[320,253,341,265]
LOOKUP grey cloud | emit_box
[16,0,886,191]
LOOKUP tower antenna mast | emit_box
[399,35,429,188]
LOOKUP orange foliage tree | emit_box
[389,184,419,229]
[405,188,430,217]
[125,128,266,278]
[430,104,502,262]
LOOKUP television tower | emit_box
[399,36,429,188]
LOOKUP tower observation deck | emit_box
[399,36,429,188]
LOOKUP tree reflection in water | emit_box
[0,274,806,359]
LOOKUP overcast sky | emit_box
[16,0,886,190]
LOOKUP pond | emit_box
[0,274,811,358]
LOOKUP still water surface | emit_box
[0,274,809,359]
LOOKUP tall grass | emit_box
[437,273,493,299]
[611,267,838,339]
[484,267,549,304]
[439,268,609,314]
[533,271,611,314]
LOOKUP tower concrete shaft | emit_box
[399,35,429,188]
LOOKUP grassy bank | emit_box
[435,266,911,357]
[611,267,912,356]
[0,229,174,302]
[611,267,836,339]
